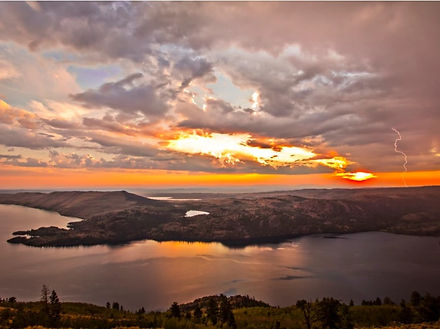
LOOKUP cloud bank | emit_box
[0,2,439,180]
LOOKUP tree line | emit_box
[295,292,440,329]
[1,288,440,328]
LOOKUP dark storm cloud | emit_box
[71,73,169,116]
[174,56,213,88]
[0,154,21,160]
[0,2,149,61]
[0,124,68,150]
[87,133,158,158]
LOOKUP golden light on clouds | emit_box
[168,131,315,167]
[166,131,374,181]
[313,157,352,171]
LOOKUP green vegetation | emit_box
[1,288,440,328]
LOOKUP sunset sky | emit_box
[0,2,439,189]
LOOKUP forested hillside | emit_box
[1,289,440,328]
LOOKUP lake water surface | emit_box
[1,204,440,311]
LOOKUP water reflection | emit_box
[0,204,440,311]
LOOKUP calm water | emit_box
[1,204,440,311]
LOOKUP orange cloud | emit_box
[0,99,39,129]
[167,130,347,168]
[165,130,374,181]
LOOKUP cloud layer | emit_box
[0,2,439,178]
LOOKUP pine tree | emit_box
[207,297,218,325]
[218,295,236,328]
[296,299,313,329]
[399,299,413,324]
[383,297,394,305]
[219,295,230,324]
[340,304,354,329]
[410,291,421,307]
[316,297,341,329]
[194,304,202,322]
[41,285,49,306]
[49,290,61,326]
[227,310,237,329]
[170,302,181,318]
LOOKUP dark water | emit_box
[1,204,440,311]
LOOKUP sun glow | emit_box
[336,171,376,182]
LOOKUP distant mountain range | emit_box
[1,186,439,247]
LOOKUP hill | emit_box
[1,186,440,247]
[0,190,161,219]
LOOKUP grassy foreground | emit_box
[0,291,440,329]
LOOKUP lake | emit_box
[1,204,440,311]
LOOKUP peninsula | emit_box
[1,186,439,247]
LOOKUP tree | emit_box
[41,285,50,314]
[41,285,49,304]
[339,304,354,329]
[49,290,61,326]
[399,299,413,324]
[411,291,421,307]
[316,297,341,329]
[112,302,120,310]
[227,311,237,329]
[383,297,394,305]
[207,297,218,325]
[219,295,230,323]
[418,293,440,322]
[194,304,202,322]
[296,299,313,329]
[219,295,236,328]
[170,302,180,318]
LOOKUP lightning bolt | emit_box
[392,127,408,187]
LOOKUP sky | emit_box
[0,2,439,189]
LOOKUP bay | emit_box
[1,204,440,311]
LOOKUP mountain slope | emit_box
[0,190,161,219]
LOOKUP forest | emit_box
[1,287,440,329]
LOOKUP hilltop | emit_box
[0,190,161,219]
[1,186,440,247]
